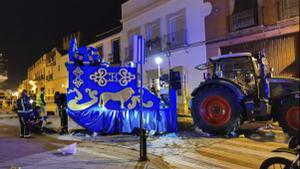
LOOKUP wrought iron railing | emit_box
[278,0,299,20]
[229,8,258,32]
[46,74,53,81]
[163,30,188,50]
[146,37,162,56]
[124,47,133,62]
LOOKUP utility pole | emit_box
[133,35,147,161]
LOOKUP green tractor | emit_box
[191,50,299,136]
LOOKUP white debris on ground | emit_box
[56,129,223,157]
[57,143,77,155]
[130,131,223,156]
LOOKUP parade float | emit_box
[66,39,177,134]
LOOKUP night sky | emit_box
[0,0,127,90]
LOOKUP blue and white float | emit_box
[66,38,177,134]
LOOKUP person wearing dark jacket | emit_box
[17,90,33,138]
[55,92,68,134]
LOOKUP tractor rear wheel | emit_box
[278,96,300,136]
[192,86,242,135]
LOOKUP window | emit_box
[58,65,60,72]
[145,19,162,56]
[230,0,258,31]
[128,27,141,45]
[278,0,299,20]
[126,27,141,61]
[112,39,120,64]
[168,11,185,35]
[146,19,160,41]
[166,9,187,48]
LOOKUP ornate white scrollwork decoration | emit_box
[118,68,136,86]
[73,67,84,88]
[90,68,108,87]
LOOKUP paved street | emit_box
[0,114,294,169]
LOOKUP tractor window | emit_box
[215,57,256,88]
[216,58,254,76]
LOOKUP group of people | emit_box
[16,88,68,138]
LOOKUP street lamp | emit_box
[155,56,163,90]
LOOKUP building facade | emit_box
[205,0,299,77]
[0,52,8,85]
[121,0,212,114]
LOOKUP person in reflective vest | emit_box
[17,90,32,138]
[36,87,47,123]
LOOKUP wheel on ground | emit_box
[191,86,242,135]
[260,157,292,169]
[278,96,300,136]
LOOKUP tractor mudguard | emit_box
[272,148,298,155]
[191,79,246,100]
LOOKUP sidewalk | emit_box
[0,118,173,169]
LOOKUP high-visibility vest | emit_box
[36,91,45,107]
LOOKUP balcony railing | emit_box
[34,75,45,81]
[124,30,188,62]
[163,30,188,50]
[278,0,299,20]
[229,8,258,32]
[124,47,133,62]
[146,37,162,56]
[46,74,53,81]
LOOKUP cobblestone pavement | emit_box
[0,115,293,169]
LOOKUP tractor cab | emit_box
[196,52,265,97]
[210,53,258,94]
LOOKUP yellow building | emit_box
[43,48,69,113]
[21,48,68,114]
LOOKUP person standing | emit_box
[54,91,61,115]
[36,87,47,123]
[17,90,32,138]
[58,93,68,134]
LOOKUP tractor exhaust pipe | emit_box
[258,49,270,100]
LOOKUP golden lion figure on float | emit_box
[99,87,135,109]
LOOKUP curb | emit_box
[0,114,18,120]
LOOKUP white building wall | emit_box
[121,0,212,95]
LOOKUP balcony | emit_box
[34,75,45,81]
[229,8,258,32]
[163,30,188,50]
[46,74,53,81]
[278,0,299,20]
[124,47,134,62]
[146,37,162,57]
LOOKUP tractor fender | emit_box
[191,79,246,100]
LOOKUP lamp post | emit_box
[155,56,163,89]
